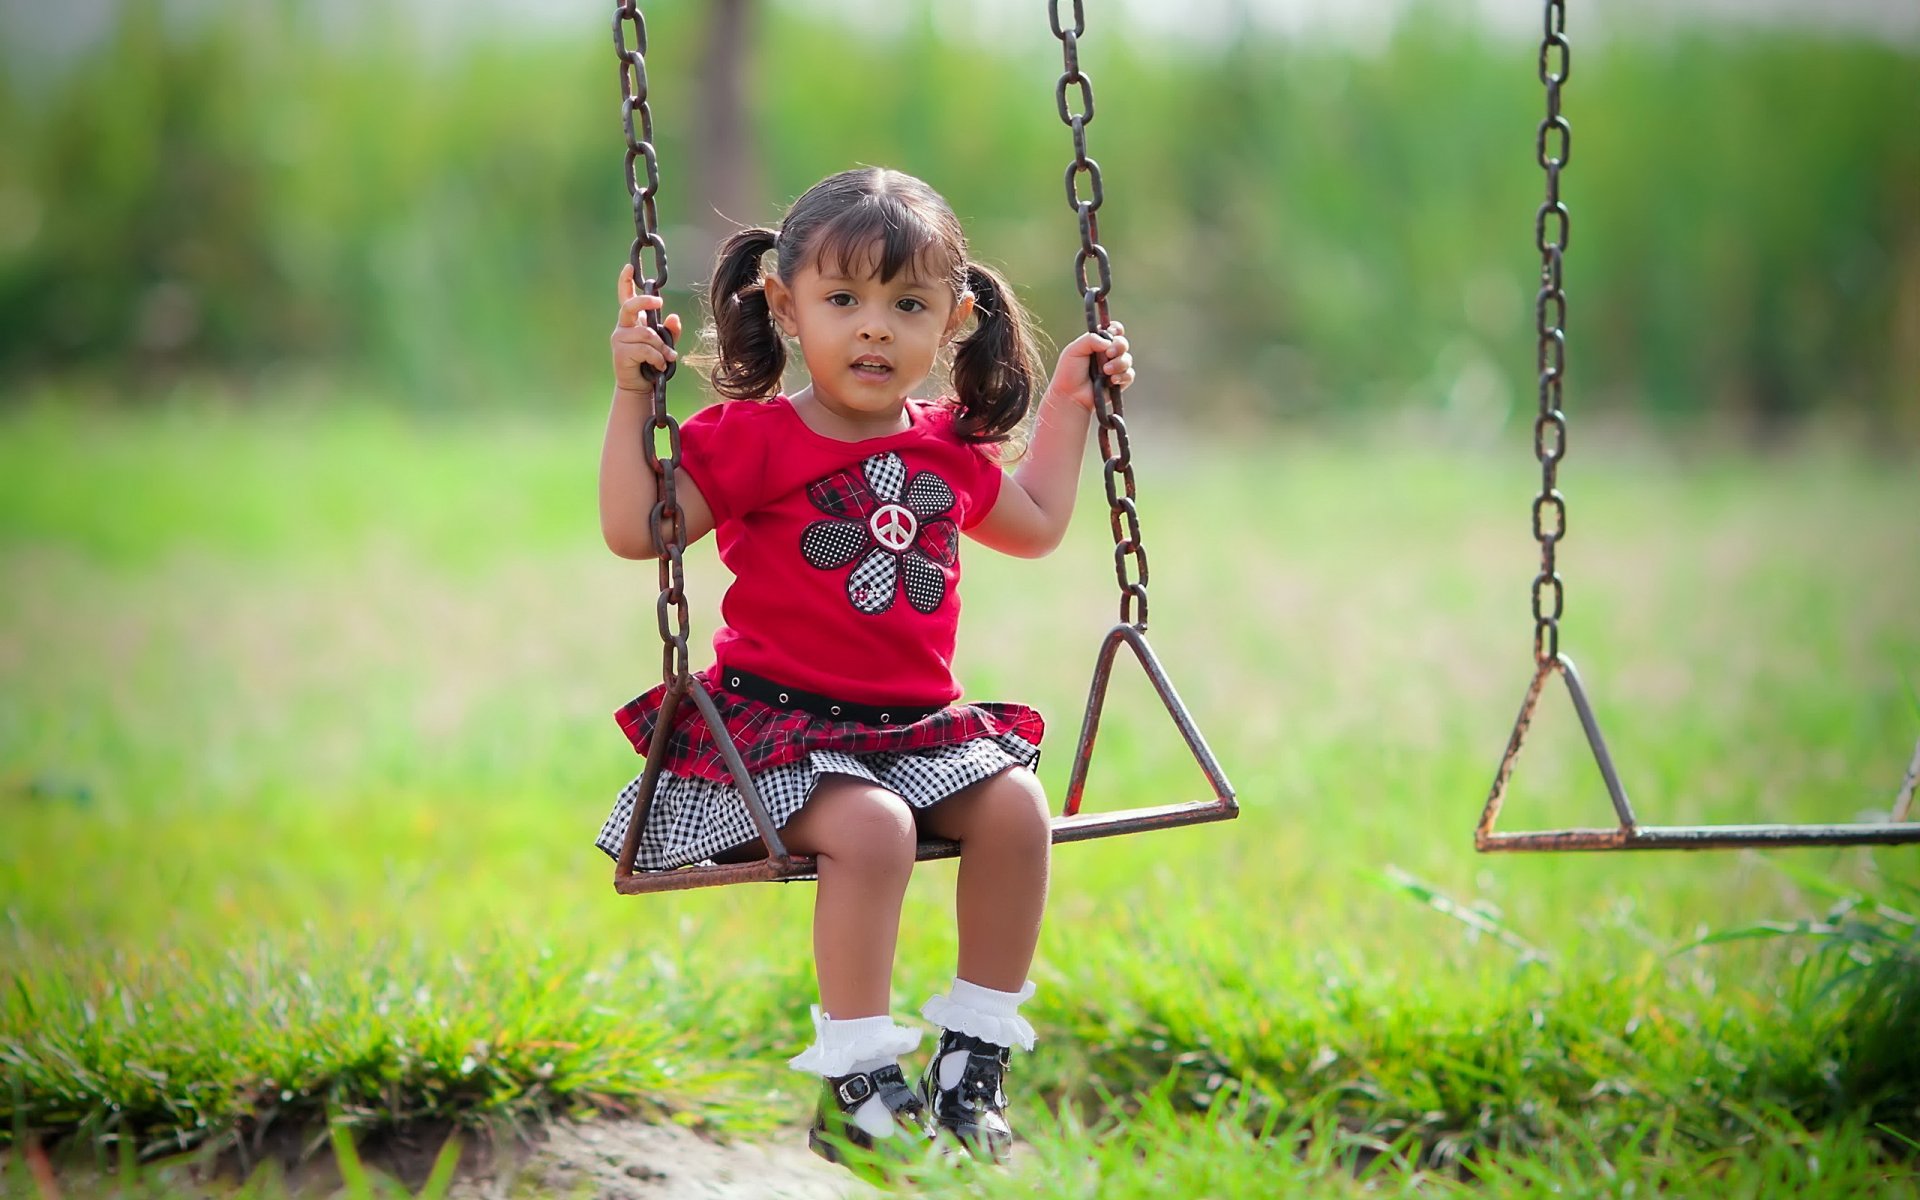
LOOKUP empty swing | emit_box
[607,1,1238,894]
[1476,0,1920,853]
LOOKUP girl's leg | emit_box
[779,774,920,1018]
[780,776,931,1157]
[913,766,1051,1163]
[913,766,1052,989]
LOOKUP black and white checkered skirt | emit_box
[594,734,1043,872]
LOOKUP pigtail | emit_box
[951,262,1043,444]
[707,226,785,400]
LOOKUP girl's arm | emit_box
[601,266,716,560]
[968,323,1133,559]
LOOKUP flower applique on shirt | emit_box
[799,451,960,615]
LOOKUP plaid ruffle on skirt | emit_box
[597,671,1046,872]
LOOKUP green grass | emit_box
[3,398,1918,1194]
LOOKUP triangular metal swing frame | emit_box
[1477,653,1920,853]
[614,624,1237,893]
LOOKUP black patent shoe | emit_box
[921,1030,1015,1163]
[807,1063,935,1165]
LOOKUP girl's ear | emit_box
[942,290,976,344]
[763,273,797,336]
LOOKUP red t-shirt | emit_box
[676,396,1005,706]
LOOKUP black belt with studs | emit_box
[715,666,947,727]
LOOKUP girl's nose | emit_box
[858,321,892,343]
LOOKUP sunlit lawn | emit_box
[3,397,1917,1196]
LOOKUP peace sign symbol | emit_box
[868,503,919,552]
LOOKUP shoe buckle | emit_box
[836,1074,874,1107]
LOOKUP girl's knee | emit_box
[974,769,1053,851]
[808,781,918,877]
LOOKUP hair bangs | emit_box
[808,194,961,291]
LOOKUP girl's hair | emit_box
[707,167,1043,444]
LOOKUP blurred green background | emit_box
[2,0,1916,439]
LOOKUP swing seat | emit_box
[615,799,1238,893]
[1471,9,1918,854]
[615,624,1239,895]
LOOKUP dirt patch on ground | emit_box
[21,1119,869,1200]
[443,1119,867,1200]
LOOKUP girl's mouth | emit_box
[850,358,892,380]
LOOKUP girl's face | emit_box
[765,243,974,427]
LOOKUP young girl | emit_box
[593,167,1131,1165]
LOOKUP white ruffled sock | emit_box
[922,979,1036,1089]
[788,1006,923,1139]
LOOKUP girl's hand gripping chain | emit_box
[969,321,1134,559]
[611,263,682,400]
[600,264,712,560]
[1043,322,1133,412]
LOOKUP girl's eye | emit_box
[827,293,856,307]
[896,297,926,314]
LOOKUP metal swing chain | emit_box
[1050,0,1150,630]
[613,3,690,685]
[1529,0,1572,665]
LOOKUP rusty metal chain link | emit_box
[1049,0,1149,629]
[1530,0,1571,664]
[613,3,689,684]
